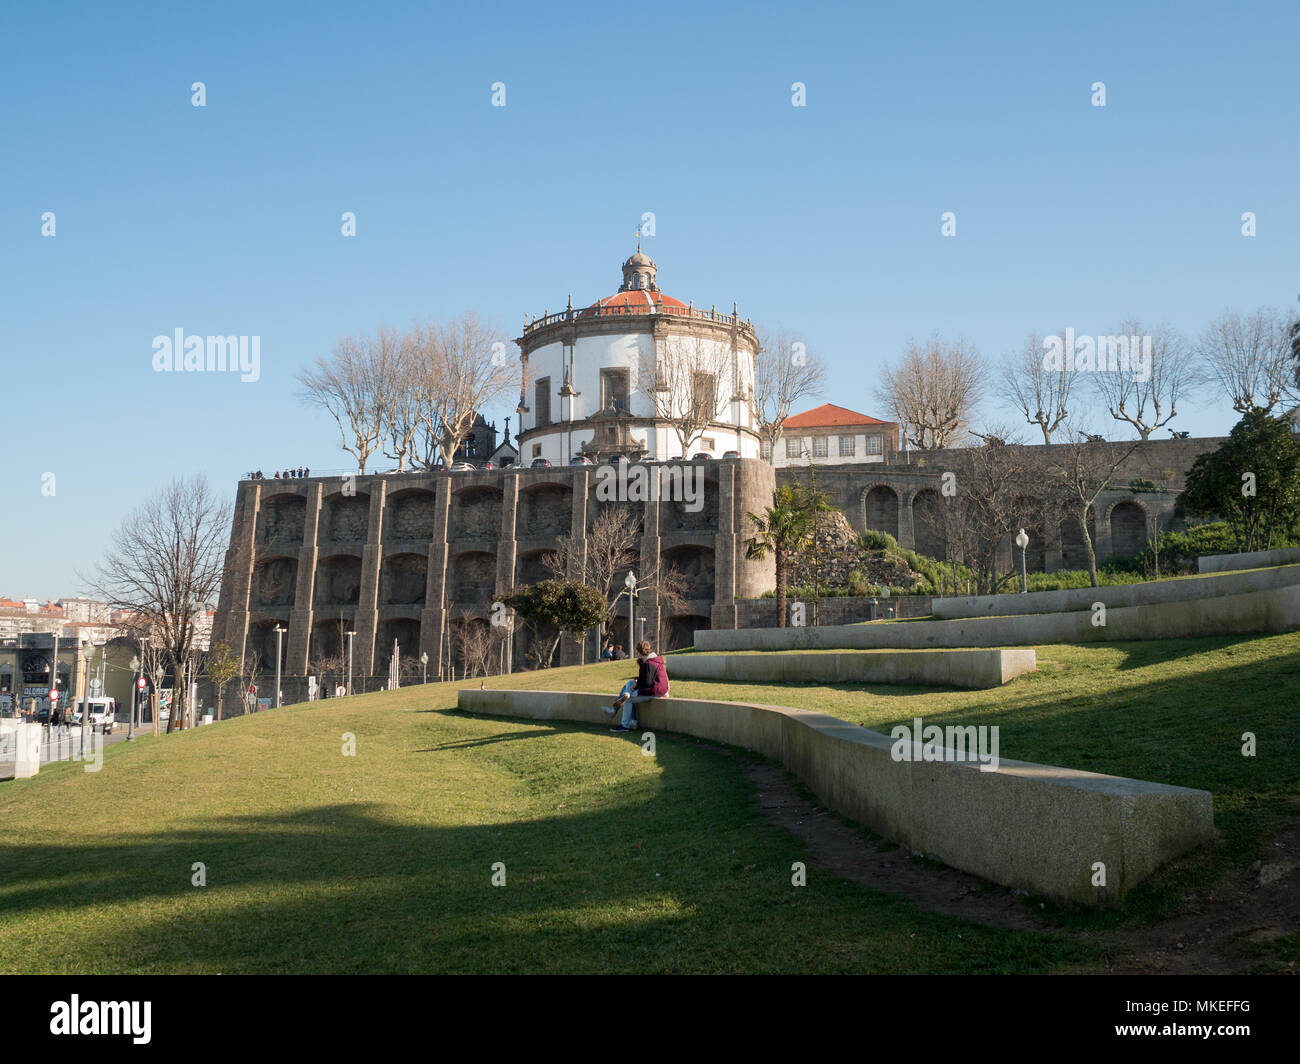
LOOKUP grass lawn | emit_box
[1,631,1295,973]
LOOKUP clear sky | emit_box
[2,0,1297,599]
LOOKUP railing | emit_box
[522,302,754,335]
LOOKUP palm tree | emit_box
[745,482,831,627]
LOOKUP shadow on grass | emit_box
[0,770,1091,974]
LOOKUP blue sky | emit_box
[2,0,1297,598]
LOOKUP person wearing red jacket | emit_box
[604,640,669,732]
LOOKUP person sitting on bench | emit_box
[604,640,669,732]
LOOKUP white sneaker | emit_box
[602,705,616,715]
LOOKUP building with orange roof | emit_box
[769,403,900,468]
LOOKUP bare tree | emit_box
[87,476,230,734]
[419,312,517,467]
[543,505,641,641]
[381,328,426,471]
[936,425,1043,594]
[875,334,984,450]
[452,619,505,678]
[1195,307,1292,414]
[1090,320,1192,440]
[752,326,826,460]
[297,331,395,473]
[1002,331,1080,443]
[1044,429,1142,587]
[638,332,737,456]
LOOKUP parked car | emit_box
[691,452,713,461]
[530,457,552,468]
[450,462,476,472]
[570,455,593,466]
[71,697,118,733]
[431,462,447,472]
[722,450,741,459]
[481,461,496,470]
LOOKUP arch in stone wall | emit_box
[319,492,371,544]
[664,613,711,652]
[662,544,716,600]
[517,482,573,538]
[309,617,349,662]
[384,488,436,541]
[251,556,298,608]
[314,554,363,606]
[1058,510,1099,570]
[516,548,555,587]
[862,485,900,540]
[257,494,305,547]
[449,486,503,541]
[377,618,422,674]
[381,552,428,605]
[249,619,290,672]
[911,489,947,560]
[449,550,497,604]
[1107,500,1149,558]
[663,472,719,532]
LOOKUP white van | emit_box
[71,697,118,733]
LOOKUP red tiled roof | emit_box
[577,290,688,316]
[784,403,893,429]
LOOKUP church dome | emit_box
[579,289,687,317]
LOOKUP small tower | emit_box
[618,243,658,293]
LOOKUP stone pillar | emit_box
[212,482,262,662]
[421,481,453,677]
[497,474,521,599]
[900,489,917,551]
[641,476,662,648]
[559,471,588,666]
[711,462,738,631]
[286,481,324,674]
[1094,499,1114,565]
[353,481,387,677]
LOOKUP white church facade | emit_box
[514,249,762,465]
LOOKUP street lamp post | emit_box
[345,630,355,696]
[421,651,428,685]
[624,571,637,653]
[1016,528,1030,594]
[273,625,285,709]
[129,655,140,741]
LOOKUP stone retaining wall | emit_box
[668,648,1036,688]
[1198,547,1300,574]
[931,564,1300,619]
[697,582,1300,651]
[457,688,1214,906]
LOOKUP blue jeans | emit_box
[615,680,651,727]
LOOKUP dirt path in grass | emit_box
[740,753,1300,970]
[740,759,1050,933]
[1095,808,1300,975]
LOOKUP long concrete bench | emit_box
[668,648,1036,689]
[457,688,1215,906]
[698,581,1300,651]
[931,563,1300,619]
[1198,546,1300,574]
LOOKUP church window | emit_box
[601,369,630,413]
[535,378,551,426]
